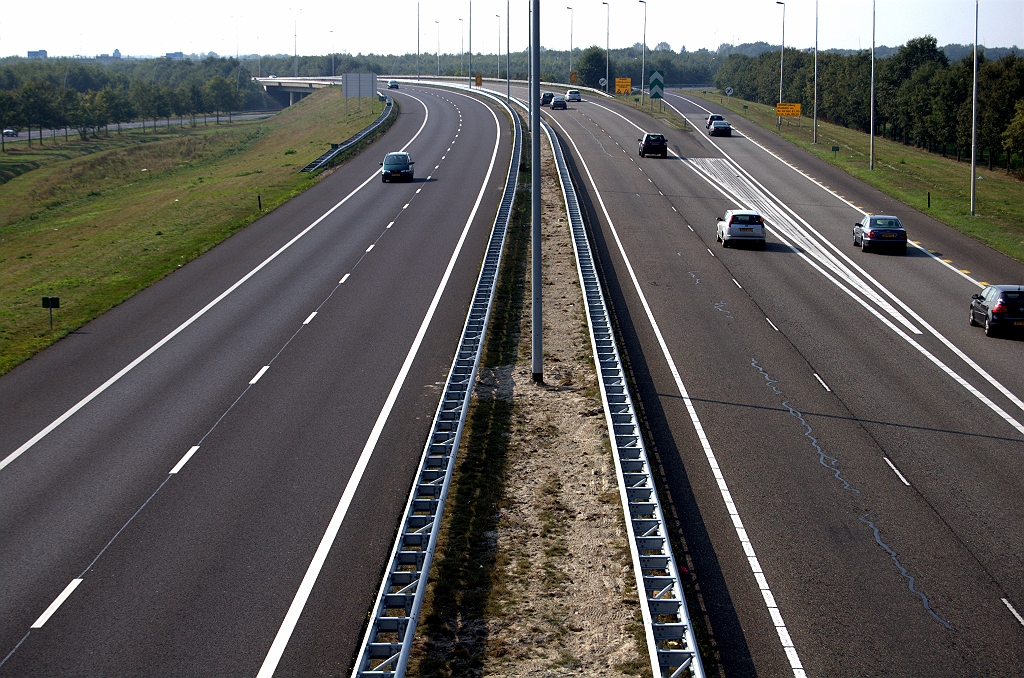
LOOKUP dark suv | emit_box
[380,152,414,182]
[638,133,668,158]
[970,285,1024,337]
[541,92,554,106]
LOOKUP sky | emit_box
[1,1,1021,60]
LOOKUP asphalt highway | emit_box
[0,85,512,675]
[484,82,1024,676]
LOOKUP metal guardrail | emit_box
[540,118,705,678]
[350,87,522,678]
[300,93,394,173]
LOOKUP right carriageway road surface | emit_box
[489,82,1024,676]
[0,85,512,676]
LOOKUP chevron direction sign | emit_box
[649,70,664,99]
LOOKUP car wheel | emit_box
[661,151,667,158]
[853,232,858,246]
[985,316,997,337]
[969,307,981,327]
[639,150,644,157]
[861,239,870,253]
[898,244,907,255]
[758,240,767,250]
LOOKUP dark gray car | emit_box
[970,285,1024,337]
[380,152,414,183]
[853,214,907,254]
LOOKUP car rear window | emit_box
[871,218,901,228]
[647,135,665,142]
[1003,291,1023,300]
[731,214,762,225]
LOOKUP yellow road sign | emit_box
[776,103,801,117]
[570,71,577,85]
[615,78,632,95]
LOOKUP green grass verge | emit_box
[0,90,387,376]
[612,93,692,131]
[684,90,1024,264]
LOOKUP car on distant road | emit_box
[387,80,399,89]
[706,114,724,128]
[853,215,907,254]
[379,152,414,182]
[541,92,554,106]
[717,210,766,248]
[970,285,1024,337]
[638,133,668,158]
[551,96,567,110]
[709,120,732,136]
[566,89,581,102]
[2,128,17,137]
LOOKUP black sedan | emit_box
[379,152,415,183]
[708,120,732,136]
[970,285,1024,337]
[853,215,907,254]
[550,96,567,110]
[638,133,667,158]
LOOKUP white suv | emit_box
[717,210,766,248]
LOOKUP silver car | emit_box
[566,89,582,102]
[717,210,766,248]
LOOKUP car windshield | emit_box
[731,214,762,225]
[384,154,408,165]
[871,218,902,228]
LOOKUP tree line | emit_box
[713,37,1024,172]
[0,56,267,146]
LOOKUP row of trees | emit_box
[0,75,249,146]
[713,37,1024,171]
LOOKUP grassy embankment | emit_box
[0,90,387,376]
[685,90,1024,263]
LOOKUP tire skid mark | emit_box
[751,358,859,494]
[860,512,953,629]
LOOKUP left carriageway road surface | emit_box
[507,83,1024,676]
[0,85,512,676]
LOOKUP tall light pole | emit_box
[639,0,647,106]
[870,0,876,170]
[417,2,421,81]
[567,6,573,83]
[436,21,440,77]
[330,30,335,78]
[531,0,542,383]
[776,1,785,126]
[469,1,473,87]
[603,2,610,93]
[506,0,510,100]
[971,0,979,214]
[813,0,818,143]
[496,14,501,78]
[459,18,464,76]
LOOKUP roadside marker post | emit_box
[832,145,840,158]
[42,296,59,331]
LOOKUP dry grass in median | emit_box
[0,90,386,375]
[686,90,1024,264]
[408,128,649,678]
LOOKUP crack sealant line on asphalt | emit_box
[0,92,434,474]
[545,109,804,678]
[666,92,985,289]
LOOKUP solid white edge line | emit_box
[813,373,832,392]
[883,457,911,486]
[1003,598,1024,626]
[339,274,350,284]
[31,579,82,628]
[546,111,806,677]
[302,312,317,325]
[249,366,270,385]
[169,446,201,474]
[256,90,503,678]
[0,94,433,474]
